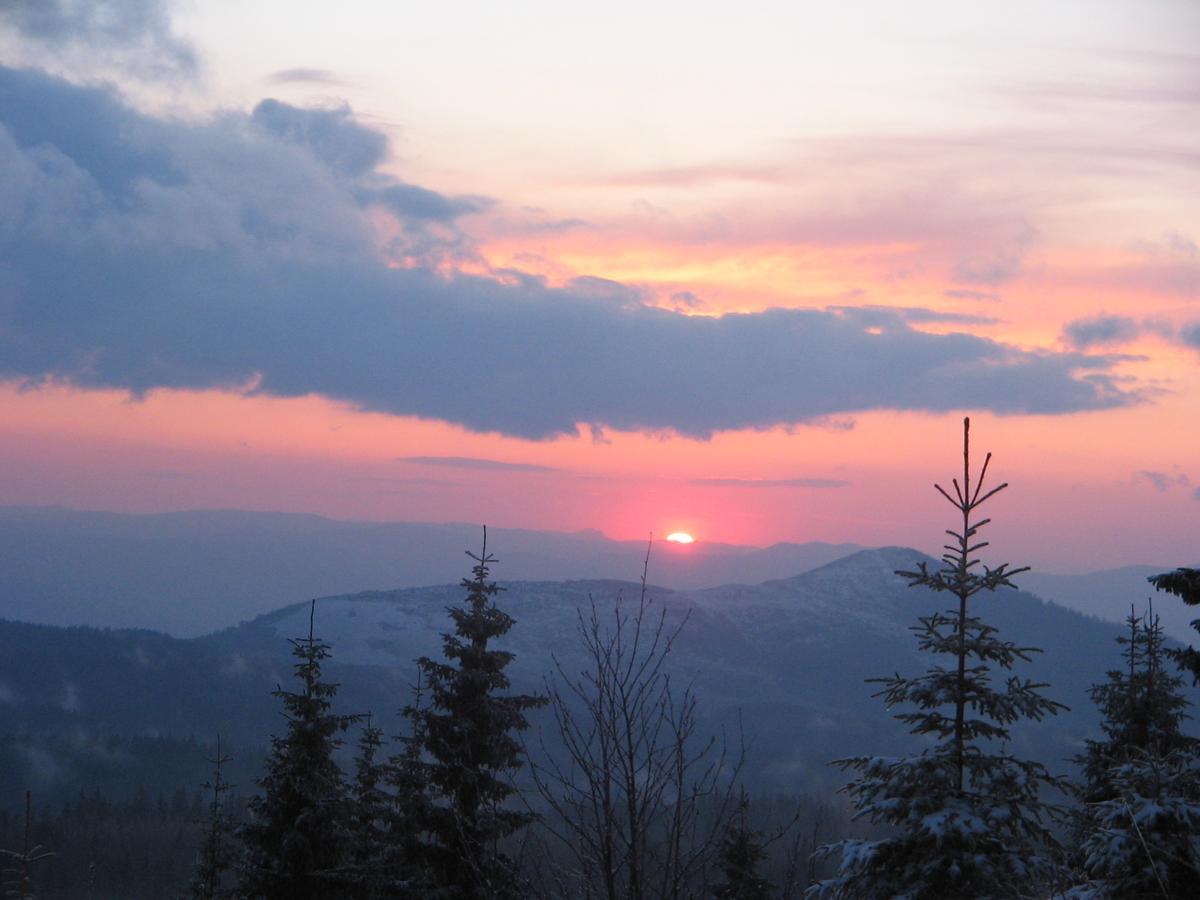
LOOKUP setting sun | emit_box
[666,532,695,544]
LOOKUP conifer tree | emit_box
[189,736,237,900]
[1150,567,1200,683]
[713,794,773,900]
[1070,751,1200,899]
[385,674,438,896]
[812,417,1066,900]
[407,528,547,899]
[238,601,357,900]
[1,792,52,900]
[342,716,390,899]
[1069,607,1200,899]
[1079,607,1194,801]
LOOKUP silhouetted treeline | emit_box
[0,788,243,899]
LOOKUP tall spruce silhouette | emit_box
[407,527,547,899]
[238,601,357,899]
[812,417,1066,900]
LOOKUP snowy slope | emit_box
[2,547,1187,797]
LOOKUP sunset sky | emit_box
[0,1,1197,571]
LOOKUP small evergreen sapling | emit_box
[189,736,237,900]
[811,417,1066,900]
[407,528,547,899]
[1,792,53,900]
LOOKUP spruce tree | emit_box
[1150,567,1200,683]
[1069,607,1200,899]
[238,601,357,900]
[407,528,547,899]
[812,417,1066,900]
[713,794,773,900]
[0,792,52,900]
[342,716,390,899]
[1079,610,1147,803]
[189,736,237,900]
[1070,750,1200,899]
[1079,607,1194,802]
[379,673,438,897]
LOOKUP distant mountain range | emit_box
[1021,566,1197,644]
[5,546,1190,805]
[0,506,862,635]
[1,506,1194,641]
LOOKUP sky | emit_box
[0,0,1197,572]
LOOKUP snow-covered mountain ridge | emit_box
[205,547,1154,787]
[2,546,1191,798]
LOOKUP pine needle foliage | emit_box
[341,716,391,899]
[1079,607,1195,803]
[238,601,358,900]
[385,673,439,896]
[1070,749,1200,900]
[1150,568,1200,684]
[812,417,1066,900]
[1069,608,1200,899]
[408,527,547,899]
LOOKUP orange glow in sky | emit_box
[0,1,1197,573]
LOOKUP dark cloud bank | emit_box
[1061,313,1199,352]
[0,66,1142,440]
[1062,315,1143,349]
